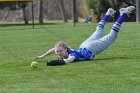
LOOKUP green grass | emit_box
[0,21,140,93]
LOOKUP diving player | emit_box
[34,6,135,66]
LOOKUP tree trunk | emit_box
[59,0,68,22]
[39,0,44,24]
[22,5,28,24]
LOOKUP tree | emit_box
[91,0,110,21]
[39,0,44,24]
[82,0,136,22]
[59,0,68,22]
[0,2,29,24]
[0,2,16,9]
[82,0,90,17]
[22,2,29,24]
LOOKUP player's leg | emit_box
[81,6,135,56]
[80,8,116,48]
[86,8,116,41]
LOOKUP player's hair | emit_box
[55,41,70,51]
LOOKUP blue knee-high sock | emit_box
[98,15,110,28]
[112,13,127,32]
[102,15,110,22]
[116,13,127,24]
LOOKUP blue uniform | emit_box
[68,48,94,61]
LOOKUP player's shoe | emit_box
[106,8,116,16]
[119,6,135,16]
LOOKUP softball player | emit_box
[35,6,135,66]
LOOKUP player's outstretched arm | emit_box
[34,48,55,59]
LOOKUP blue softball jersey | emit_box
[68,48,94,61]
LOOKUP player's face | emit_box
[55,46,68,58]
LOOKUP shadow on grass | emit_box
[0,22,65,27]
[36,56,132,63]
[94,56,132,61]
[0,22,66,31]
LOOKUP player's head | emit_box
[55,41,70,58]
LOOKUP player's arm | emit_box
[35,48,55,59]
[63,56,75,63]
[47,56,75,66]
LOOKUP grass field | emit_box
[0,21,140,93]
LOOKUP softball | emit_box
[31,61,38,68]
